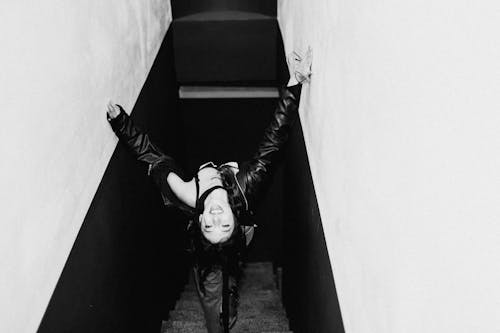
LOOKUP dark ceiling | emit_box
[171,0,281,85]
[170,0,276,19]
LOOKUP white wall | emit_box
[0,1,171,332]
[279,1,500,332]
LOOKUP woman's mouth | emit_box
[209,205,223,214]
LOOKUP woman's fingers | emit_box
[106,101,120,119]
[287,47,313,84]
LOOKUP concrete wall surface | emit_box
[278,1,500,332]
[0,1,171,332]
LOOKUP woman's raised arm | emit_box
[107,102,165,165]
[106,102,196,214]
[236,84,302,209]
[235,48,312,209]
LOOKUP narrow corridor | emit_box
[23,2,344,332]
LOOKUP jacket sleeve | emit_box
[108,107,195,215]
[237,84,302,210]
[108,106,166,165]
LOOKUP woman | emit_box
[106,53,311,332]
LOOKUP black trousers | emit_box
[193,266,238,333]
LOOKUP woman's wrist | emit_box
[106,101,122,120]
[287,76,299,87]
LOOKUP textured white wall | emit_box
[0,1,171,332]
[279,1,500,332]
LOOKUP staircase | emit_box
[161,262,292,333]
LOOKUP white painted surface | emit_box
[179,86,279,99]
[279,1,500,332]
[0,1,171,332]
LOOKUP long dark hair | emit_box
[189,218,245,286]
[218,164,247,218]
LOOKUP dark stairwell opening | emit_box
[163,1,345,331]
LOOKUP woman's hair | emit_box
[218,164,247,217]
[189,217,245,281]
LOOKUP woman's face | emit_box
[199,188,235,244]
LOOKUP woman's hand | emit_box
[287,46,313,86]
[107,101,121,120]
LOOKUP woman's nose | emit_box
[211,215,222,227]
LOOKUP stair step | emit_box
[165,262,290,333]
[176,295,283,305]
[231,318,290,331]
[167,320,206,329]
[163,327,292,333]
[166,319,289,331]
[163,328,207,333]
[168,310,204,321]
[183,286,280,294]
[181,289,279,297]
[174,301,202,311]
[174,302,283,314]
[169,309,288,322]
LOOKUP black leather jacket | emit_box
[108,84,302,222]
